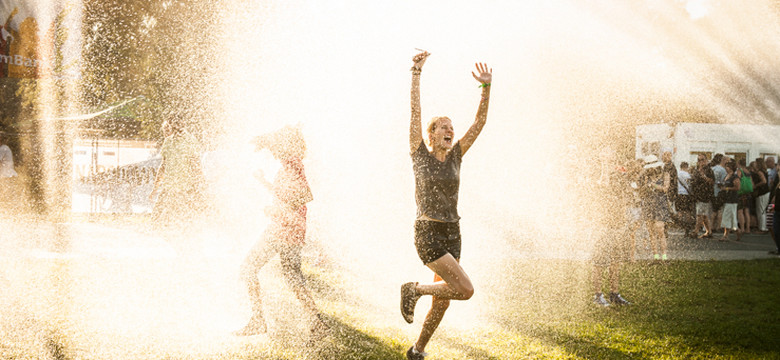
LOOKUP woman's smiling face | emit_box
[429,117,454,151]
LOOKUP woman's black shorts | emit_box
[414,220,461,265]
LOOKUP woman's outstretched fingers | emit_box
[472,62,492,84]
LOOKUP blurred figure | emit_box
[640,155,670,261]
[590,148,632,307]
[753,159,770,233]
[719,160,741,241]
[400,51,492,360]
[767,157,777,187]
[235,125,328,342]
[736,159,753,235]
[150,120,205,227]
[626,159,644,261]
[662,151,678,210]
[710,154,728,232]
[0,132,18,206]
[676,161,695,237]
[769,180,780,255]
[691,154,715,238]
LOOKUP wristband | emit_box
[479,83,491,88]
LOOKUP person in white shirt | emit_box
[0,133,17,179]
[0,132,19,205]
[676,162,695,236]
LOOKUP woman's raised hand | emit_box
[411,51,430,71]
[472,62,492,85]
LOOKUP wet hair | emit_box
[711,153,723,167]
[726,160,737,172]
[680,162,689,170]
[755,158,767,172]
[426,116,451,135]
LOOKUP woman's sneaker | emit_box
[406,345,428,359]
[609,292,631,306]
[401,282,422,323]
[592,293,610,307]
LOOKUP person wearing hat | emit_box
[640,155,670,261]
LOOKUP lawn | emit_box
[244,258,780,359]
[3,256,779,359]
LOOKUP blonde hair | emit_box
[426,116,451,146]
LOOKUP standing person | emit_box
[0,132,18,205]
[691,154,715,239]
[149,120,205,227]
[590,149,632,307]
[640,156,670,262]
[767,157,777,187]
[400,51,491,360]
[768,178,780,255]
[719,160,741,241]
[676,162,695,237]
[626,159,644,261]
[736,159,753,236]
[711,154,728,232]
[662,151,678,209]
[235,126,328,341]
[753,158,770,233]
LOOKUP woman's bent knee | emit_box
[456,284,474,300]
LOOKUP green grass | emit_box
[481,259,780,359]
[4,252,780,359]
[231,258,780,359]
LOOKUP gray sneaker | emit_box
[609,292,631,306]
[406,345,428,360]
[401,282,422,323]
[592,293,610,307]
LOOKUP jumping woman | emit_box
[400,51,492,360]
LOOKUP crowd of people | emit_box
[587,149,780,308]
[678,153,778,251]
[599,150,780,254]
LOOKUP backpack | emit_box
[738,169,753,195]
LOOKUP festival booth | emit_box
[636,123,780,167]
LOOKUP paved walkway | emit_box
[646,229,779,261]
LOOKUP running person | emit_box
[400,51,492,360]
[235,126,328,341]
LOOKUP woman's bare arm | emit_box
[459,63,492,156]
[410,51,429,153]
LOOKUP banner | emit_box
[0,0,77,78]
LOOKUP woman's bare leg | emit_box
[410,254,474,353]
[416,253,474,300]
[235,240,276,335]
[647,220,659,256]
[414,273,451,353]
[656,221,667,256]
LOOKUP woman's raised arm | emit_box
[459,62,492,156]
[410,51,429,153]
